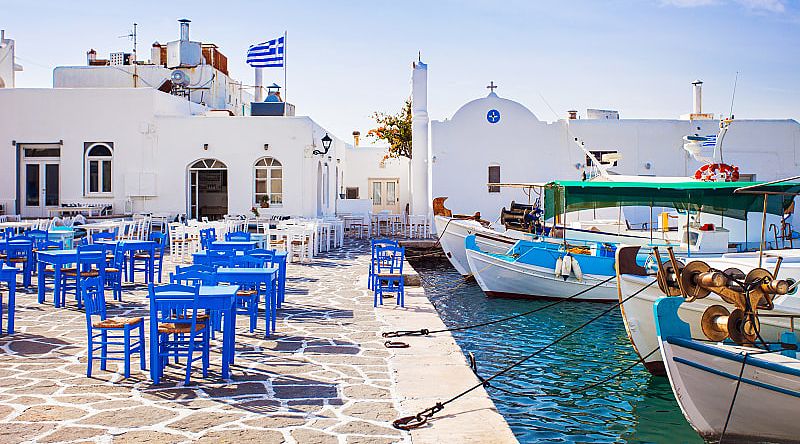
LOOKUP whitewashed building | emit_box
[0,21,347,220]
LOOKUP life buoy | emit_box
[694,163,740,182]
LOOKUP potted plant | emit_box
[251,206,259,217]
[259,195,270,208]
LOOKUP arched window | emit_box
[254,157,283,207]
[85,143,113,194]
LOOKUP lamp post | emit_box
[313,133,333,155]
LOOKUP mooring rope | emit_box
[404,217,454,259]
[382,275,617,343]
[391,279,657,430]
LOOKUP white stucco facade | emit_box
[0,87,344,219]
[427,82,800,225]
[342,146,411,214]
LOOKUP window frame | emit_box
[488,164,501,193]
[253,157,283,208]
[84,143,114,196]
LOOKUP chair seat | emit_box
[63,269,99,277]
[158,322,206,334]
[133,253,151,259]
[8,257,27,263]
[60,266,77,272]
[105,267,120,273]
[93,317,143,329]
[376,272,402,278]
[236,289,257,296]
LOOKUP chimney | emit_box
[1,30,5,41]
[352,131,361,147]
[179,19,191,42]
[692,80,703,115]
[567,110,578,120]
[87,49,97,64]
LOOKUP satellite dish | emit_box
[170,70,190,86]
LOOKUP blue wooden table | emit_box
[149,285,238,382]
[36,249,106,308]
[215,267,278,338]
[194,250,288,307]
[0,265,18,334]
[210,241,258,252]
[98,240,156,283]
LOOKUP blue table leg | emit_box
[37,261,45,304]
[150,316,158,383]
[278,259,286,306]
[222,306,234,379]
[271,278,277,333]
[128,252,135,283]
[148,246,155,284]
[53,266,62,308]
[7,278,15,334]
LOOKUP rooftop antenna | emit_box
[119,22,138,87]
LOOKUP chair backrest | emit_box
[206,249,232,267]
[149,283,201,327]
[376,245,405,275]
[39,240,63,251]
[77,244,106,270]
[175,264,215,274]
[225,231,251,242]
[229,254,270,268]
[149,231,167,254]
[6,239,33,259]
[82,276,107,323]
[170,269,217,286]
[371,239,399,258]
[92,232,116,243]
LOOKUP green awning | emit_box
[543,180,800,220]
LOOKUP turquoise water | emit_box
[410,258,704,444]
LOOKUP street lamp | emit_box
[313,133,333,155]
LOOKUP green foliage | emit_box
[368,97,413,159]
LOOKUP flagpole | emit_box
[283,31,287,102]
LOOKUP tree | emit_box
[368,97,413,159]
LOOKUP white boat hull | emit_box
[619,258,800,375]
[465,246,618,301]
[660,330,800,442]
[434,216,524,276]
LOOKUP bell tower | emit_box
[411,58,429,216]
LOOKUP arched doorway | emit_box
[188,159,228,220]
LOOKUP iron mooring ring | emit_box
[384,340,410,348]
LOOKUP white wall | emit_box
[343,146,411,214]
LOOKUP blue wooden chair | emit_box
[104,244,126,301]
[61,244,105,308]
[132,232,166,283]
[369,239,399,290]
[82,276,145,378]
[199,228,216,250]
[170,269,217,286]
[149,283,210,385]
[229,254,270,268]
[225,231,251,242]
[205,249,232,268]
[5,239,34,288]
[373,245,405,307]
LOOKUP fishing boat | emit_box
[464,180,744,301]
[465,234,620,301]
[616,179,800,375]
[653,275,800,442]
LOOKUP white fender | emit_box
[571,256,583,282]
[561,254,572,280]
[554,257,563,277]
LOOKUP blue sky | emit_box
[5,0,799,141]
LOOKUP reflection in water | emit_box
[411,258,702,444]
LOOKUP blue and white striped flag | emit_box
[247,36,285,68]
[701,134,717,147]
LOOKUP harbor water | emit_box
[411,257,704,444]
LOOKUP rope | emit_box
[404,217,454,259]
[383,275,616,341]
[392,279,657,430]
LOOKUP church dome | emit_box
[450,91,539,123]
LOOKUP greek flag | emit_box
[247,36,284,68]
[701,134,717,147]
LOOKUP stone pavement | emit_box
[0,240,410,444]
